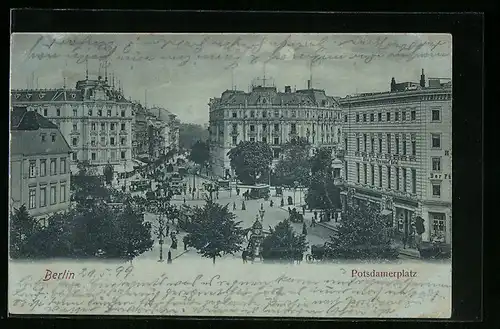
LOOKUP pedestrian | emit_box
[310,217,316,227]
[183,197,186,204]
[270,199,273,207]
[183,236,188,251]
[242,249,247,264]
[166,225,170,236]
[167,250,172,264]
[241,200,246,210]
[216,191,219,199]
[233,202,236,211]
[314,211,318,220]
[302,204,306,215]
[236,187,240,196]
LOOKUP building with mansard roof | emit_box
[11,73,134,175]
[337,69,452,246]
[208,78,343,178]
[10,107,72,223]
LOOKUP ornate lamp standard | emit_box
[248,216,264,260]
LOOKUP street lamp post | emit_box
[293,180,299,205]
[153,212,167,262]
[259,202,266,221]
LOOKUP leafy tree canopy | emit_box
[310,147,333,175]
[179,123,209,150]
[185,199,244,263]
[228,141,273,185]
[305,171,341,210]
[326,203,398,259]
[261,219,308,261]
[189,140,210,166]
[274,137,311,187]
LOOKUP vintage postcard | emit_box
[9,33,452,318]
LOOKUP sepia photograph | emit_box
[9,32,452,318]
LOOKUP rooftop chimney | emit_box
[307,80,311,89]
[420,69,426,88]
[285,86,291,93]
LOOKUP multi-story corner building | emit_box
[338,70,452,245]
[149,106,180,154]
[208,78,343,178]
[10,107,72,223]
[11,74,134,175]
[131,102,149,160]
[132,104,181,162]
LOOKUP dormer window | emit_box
[39,93,45,99]
[26,93,32,99]
[71,93,76,99]
[41,134,46,142]
[107,110,112,117]
[51,134,56,142]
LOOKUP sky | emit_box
[10,33,452,125]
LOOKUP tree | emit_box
[228,141,273,185]
[69,203,154,260]
[71,161,109,208]
[185,199,244,264]
[9,205,40,259]
[189,140,210,167]
[274,137,311,187]
[29,211,74,258]
[113,205,154,260]
[103,163,114,185]
[261,219,308,262]
[179,123,209,150]
[310,147,333,175]
[326,203,399,260]
[305,171,341,211]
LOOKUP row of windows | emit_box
[40,133,57,143]
[72,136,128,147]
[39,107,128,118]
[231,135,338,146]
[28,183,67,210]
[350,162,442,197]
[228,109,340,120]
[88,122,128,132]
[72,151,127,161]
[28,158,67,178]
[348,133,442,155]
[349,162,419,194]
[229,123,339,134]
[345,108,441,123]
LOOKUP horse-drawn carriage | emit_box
[288,208,304,223]
[306,244,332,262]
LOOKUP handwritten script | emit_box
[22,34,451,69]
[9,261,451,317]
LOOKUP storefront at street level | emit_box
[340,186,451,246]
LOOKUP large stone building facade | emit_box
[132,104,180,162]
[338,71,452,245]
[11,75,134,174]
[208,79,343,178]
[10,107,72,223]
